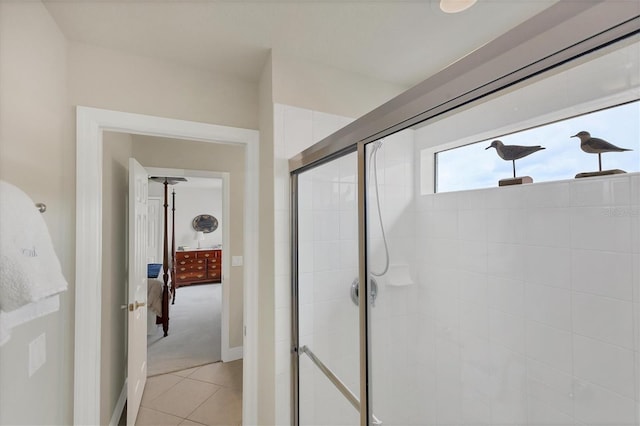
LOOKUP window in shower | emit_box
[435,101,640,193]
[420,36,640,194]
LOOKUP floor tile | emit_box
[144,377,221,418]
[135,407,183,426]
[172,366,201,378]
[179,420,208,426]
[187,388,243,426]
[188,360,243,389]
[141,374,183,407]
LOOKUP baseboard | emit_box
[109,379,127,426]
[222,345,243,362]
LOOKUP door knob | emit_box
[128,301,146,311]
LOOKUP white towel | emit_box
[0,181,68,312]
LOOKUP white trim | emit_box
[224,345,244,362]
[74,106,259,426]
[109,379,127,426]
[220,173,235,362]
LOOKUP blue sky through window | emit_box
[436,101,640,193]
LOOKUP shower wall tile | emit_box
[573,380,637,426]
[525,283,571,331]
[424,208,458,239]
[571,206,632,252]
[460,300,489,340]
[275,275,290,310]
[312,210,339,241]
[458,209,487,242]
[484,185,524,210]
[632,209,639,254]
[417,174,638,426]
[571,176,631,207]
[488,276,524,316]
[525,320,573,374]
[526,378,573,418]
[571,291,634,350]
[524,207,571,247]
[457,240,487,274]
[456,190,486,211]
[487,243,526,281]
[462,389,491,425]
[432,191,458,210]
[459,270,488,305]
[487,208,526,244]
[630,175,640,205]
[524,246,571,289]
[571,250,633,300]
[573,334,635,398]
[527,398,574,426]
[521,180,570,208]
[489,310,525,353]
[489,347,527,425]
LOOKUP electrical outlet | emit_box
[232,256,243,266]
[29,333,46,377]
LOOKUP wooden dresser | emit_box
[174,249,222,287]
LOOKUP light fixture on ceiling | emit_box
[440,0,477,13]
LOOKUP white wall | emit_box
[69,42,259,130]
[0,2,74,424]
[149,184,224,249]
[271,52,406,120]
[408,174,640,426]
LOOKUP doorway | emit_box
[144,170,231,376]
[74,106,259,425]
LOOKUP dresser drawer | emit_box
[176,258,205,266]
[176,251,195,261]
[198,250,217,259]
[175,271,207,282]
[176,263,206,273]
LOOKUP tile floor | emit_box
[135,360,243,426]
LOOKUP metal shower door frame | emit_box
[290,2,640,425]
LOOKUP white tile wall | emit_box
[279,99,639,426]
[415,173,640,426]
[274,104,355,425]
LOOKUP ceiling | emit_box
[43,0,558,89]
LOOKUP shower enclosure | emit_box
[290,3,640,425]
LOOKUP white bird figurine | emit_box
[571,131,632,171]
[485,140,546,178]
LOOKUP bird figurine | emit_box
[571,131,632,171]
[485,140,546,178]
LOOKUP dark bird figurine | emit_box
[485,140,546,178]
[571,131,632,171]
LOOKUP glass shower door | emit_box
[294,151,361,425]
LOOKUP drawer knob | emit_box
[184,254,190,258]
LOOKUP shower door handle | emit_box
[350,277,378,307]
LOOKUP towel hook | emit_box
[35,202,46,213]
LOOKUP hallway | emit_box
[135,360,242,425]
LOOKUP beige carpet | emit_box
[147,283,221,376]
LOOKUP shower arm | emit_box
[299,345,382,425]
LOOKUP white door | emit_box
[127,158,149,425]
